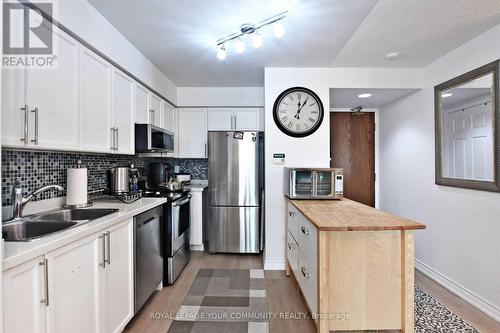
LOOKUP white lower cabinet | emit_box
[3,256,47,333]
[3,219,134,333]
[102,221,134,333]
[46,233,102,333]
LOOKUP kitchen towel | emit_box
[66,167,88,206]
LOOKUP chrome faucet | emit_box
[11,182,64,219]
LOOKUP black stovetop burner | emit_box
[141,189,189,201]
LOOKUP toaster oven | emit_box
[285,167,344,199]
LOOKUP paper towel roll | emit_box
[66,168,88,206]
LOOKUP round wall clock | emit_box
[273,87,324,137]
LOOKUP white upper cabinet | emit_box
[150,93,163,127]
[1,68,27,147]
[134,83,150,124]
[234,108,261,130]
[3,256,47,333]
[112,69,135,155]
[79,47,113,153]
[207,108,233,130]
[45,234,102,333]
[25,25,80,150]
[206,108,261,131]
[163,100,175,133]
[178,108,207,158]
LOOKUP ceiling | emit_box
[88,0,500,87]
[333,0,500,67]
[88,0,377,87]
[329,88,418,109]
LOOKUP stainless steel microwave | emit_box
[285,167,344,199]
[135,124,174,153]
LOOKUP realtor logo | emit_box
[2,1,56,68]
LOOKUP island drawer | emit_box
[287,203,299,241]
[298,215,318,272]
[298,247,318,315]
[286,230,299,275]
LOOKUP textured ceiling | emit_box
[87,0,377,86]
[333,0,500,67]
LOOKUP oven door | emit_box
[171,195,191,254]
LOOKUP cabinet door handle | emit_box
[39,259,49,306]
[234,115,237,130]
[99,234,106,268]
[301,266,311,279]
[31,107,39,145]
[205,143,207,158]
[114,128,119,151]
[301,226,310,235]
[20,105,29,143]
[110,127,114,151]
[104,231,111,265]
[287,242,295,250]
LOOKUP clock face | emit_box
[273,87,324,137]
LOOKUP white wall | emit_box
[177,87,264,107]
[263,67,422,269]
[48,0,177,103]
[379,23,500,320]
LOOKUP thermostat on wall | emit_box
[273,153,285,165]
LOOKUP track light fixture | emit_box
[215,11,288,60]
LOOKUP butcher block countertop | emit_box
[286,197,426,231]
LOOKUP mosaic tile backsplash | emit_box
[1,148,208,206]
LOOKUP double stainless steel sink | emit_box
[2,208,119,242]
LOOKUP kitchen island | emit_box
[285,197,425,333]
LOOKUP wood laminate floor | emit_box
[124,252,500,333]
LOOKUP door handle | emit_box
[287,242,295,250]
[104,231,111,265]
[99,234,106,268]
[31,107,39,145]
[301,226,310,235]
[39,259,49,306]
[20,105,29,143]
[301,266,311,279]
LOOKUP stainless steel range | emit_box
[142,189,191,285]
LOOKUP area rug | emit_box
[415,286,480,332]
[167,269,269,333]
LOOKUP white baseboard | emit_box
[263,260,286,271]
[415,259,500,322]
[190,244,204,251]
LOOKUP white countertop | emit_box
[2,197,167,271]
[185,180,208,192]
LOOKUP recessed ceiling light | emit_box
[442,93,453,98]
[386,52,399,60]
[358,93,372,99]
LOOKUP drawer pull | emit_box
[288,211,296,217]
[287,242,295,250]
[301,226,310,235]
[301,266,311,279]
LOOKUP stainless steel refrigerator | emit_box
[208,131,264,254]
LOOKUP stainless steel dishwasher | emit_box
[134,206,163,314]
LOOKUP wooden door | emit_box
[330,112,375,207]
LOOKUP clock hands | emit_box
[294,96,309,119]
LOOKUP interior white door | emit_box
[3,256,47,333]
[79,47,112,153]
[1,68,27,147]
[26,25,80,150]
[444,100,494,181]
[46,234,102,333]
[112,69,135,155]
[134,84,150,124]
[150,93,163,127]
[163,100,175,133]
[207,108,233,130]
[234,108,260,130]
[102,220,134,333]
[178,108,207,158]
